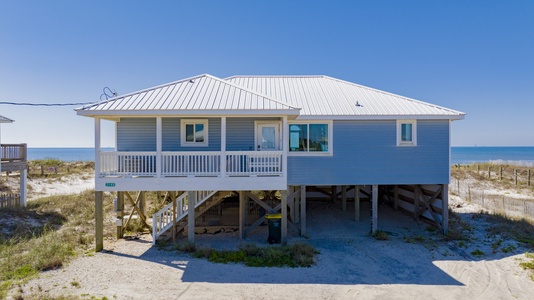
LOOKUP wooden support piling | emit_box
[239,191,246,239]
[515,169,518,185]
[528,169,531,187]
[414,185,420,219]
[341,185,347,211]
[371,185,378,233]
[393,185,398,210]
[331,186,336,202]
[95,191,104,252]
[487,166,491,179]
[355,185,360,221]
[187,191,195,244]
[116,192,124,239]
[172,192,177,243]
[19,169,27,207]
[499,166,503,181]
[300,185,306,236]
[281,189,288,245]
[442,184,449,235]
[138,191,146,217]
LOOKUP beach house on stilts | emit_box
[76,74,464,251]
[0,115,28,208]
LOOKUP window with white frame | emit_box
[181,119,208,147]
[289,122,331,154]
[397,120,417,146]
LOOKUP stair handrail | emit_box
[152,190,217,245]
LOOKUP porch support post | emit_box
[188,191,195,244]
[371,185,378,233]
[300,185,306,236]
[156,117,162,178]
[95,191,104,252]
[442,184,449,235]
[342,185,347,211]
[20,168,27,207]
[94,117,101,178]
[281,188,288,245]
[354,185,360,221]
[116,191,124,239]
[220,117,226,177]
[239,191,246,239]
[282,116,288,178]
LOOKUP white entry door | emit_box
[256,123,280,151]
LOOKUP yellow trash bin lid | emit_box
[265,213,282,219]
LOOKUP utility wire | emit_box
[0,101,94,106]
[0,87,117,107]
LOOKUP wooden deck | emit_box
[1,144,27,172]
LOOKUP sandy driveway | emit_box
[16,198,534,299]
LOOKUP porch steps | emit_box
[164,191,232,241]
[153,191,233,244]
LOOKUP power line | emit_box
[0,101,94,107]
[0,86,117,107]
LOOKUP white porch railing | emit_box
[162,151,220,176]
[152,190,217,244]
[226,151,282,176]
[99,151,283,177]
[100,152,157,177]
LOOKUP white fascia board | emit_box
[77,109,301,118]
[296,114,465,121]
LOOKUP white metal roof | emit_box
[0,115,14,123]
[77,74,464,120]
[77,74,300,117]
[226,75,465,120]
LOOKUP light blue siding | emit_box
[287,120,450,185]
[226,117,279,151]
[117,117,221,151]
[226,118,255,151]
[117,118,156,151]
[162,118,221,151]
[116,117,449,185]
[117,117,278,152]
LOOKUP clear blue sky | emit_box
[1,1,533,147]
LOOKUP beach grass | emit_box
[0,191,115,298]
[175,242,319,268]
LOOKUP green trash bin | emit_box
[265,213,282,244]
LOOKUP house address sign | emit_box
[105,183,116,187]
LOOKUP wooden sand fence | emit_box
[0,193,20,208]
[449,177,534,220]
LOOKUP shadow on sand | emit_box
[102,201,533,286]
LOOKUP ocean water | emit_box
[451,147,534,166]
[27,148,113,162]
[27,147,534,165]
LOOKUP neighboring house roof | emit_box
[77,74,300,117]
[226,75,465,120]
[77,74,464,120]
[0,115,14,123]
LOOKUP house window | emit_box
[397,120,417,146]
[289,122,331,154]
[181,119,208,147]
